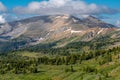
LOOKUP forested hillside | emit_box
[0,46,120,80]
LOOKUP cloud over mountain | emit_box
[116,20,120,27]
[0,15,6,23]
[0,2,7,12]
[13,0,118,15]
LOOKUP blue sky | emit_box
[0,0,120,26]
[1,0,120,9]
[86,0,120,8]
[1,0,41,8]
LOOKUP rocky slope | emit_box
[0,15,120,51]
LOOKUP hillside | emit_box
[0,15,120,80]
[0,15,120,52]
[0,14,120,79]
[0,46,120,80]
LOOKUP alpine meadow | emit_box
[0,0,120,80]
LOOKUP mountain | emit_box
[0,15,120,52]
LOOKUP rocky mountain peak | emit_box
[0,14,118,43]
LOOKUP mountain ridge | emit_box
[0,14,120,52]
[0,15,118,39]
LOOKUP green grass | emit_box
[0,61,119,80]
[1,51,120,80]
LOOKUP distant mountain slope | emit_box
[0,15,120,52]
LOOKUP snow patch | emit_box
[62,15,69,19]
[71,30,82,33]
[97,28,104,34]
[38,37,44,41]
[30,37,45,45]
[50,29,55,31]
[55,16,62,19]
[72,18,78,22]
[55,15,69,19]
[64,27,82,34]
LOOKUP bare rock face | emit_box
[0,15,119,46]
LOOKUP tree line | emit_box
[1,46,120,74]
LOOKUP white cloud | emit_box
[13,0,116,15]
[116,20,120,27]
[0,15,6,23]
[0,2,7,12]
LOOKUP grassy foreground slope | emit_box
[0,47,120,80]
